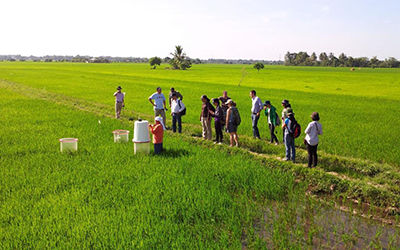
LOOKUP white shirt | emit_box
[171,99,185,113]
[305,121,323,146]
[149,92,166,110]
[251,96,262,114]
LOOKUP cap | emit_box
[264,100,271,106]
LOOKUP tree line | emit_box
[285,52,400,68]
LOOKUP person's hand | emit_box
[257,112,260,117]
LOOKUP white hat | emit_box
[155,116,166,130]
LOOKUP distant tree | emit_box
[370,56,379,68]
[384,57,400,68]
[284,52,297,66]
[328,53,339,67]
[338,53,347,67]
[294,52,309,65]
[169,45,192,70]
[309,52,318,66]
[193,58,202,64]
[253,62,264,72]
[149,57,162,69]
[319,52,329,66]
[346,56,354,67]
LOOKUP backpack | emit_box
[178,100,186,116]
[289,118,301,139]
[231,107,241,126]
[275,112,281,126]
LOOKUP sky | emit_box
[0,0,399,60]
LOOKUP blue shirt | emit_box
[284,118,293,135]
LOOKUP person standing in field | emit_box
[148,87,167,126]
[225,99,240,147]
[219,91,231,114]
[200,95,215,140]
[281,99,292,142]
[250,90,262,139]
[209,98,224,144]
[149,116,165,154]
[218,91,231,131]
[282,108,296,162]
[304,112,323,168]
[263,100,279,144]
[113,86,125,119]
[170,93,185,133]
[168,87,183,107]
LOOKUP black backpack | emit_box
[178,100,186,116]
[231,107,241,126]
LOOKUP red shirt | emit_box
[150,123,163,144]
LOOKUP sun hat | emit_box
[264,100,271,106]
[155,116,166,130]
[281,99,289,105]
[225,99,234,105]
[117,86,122,90]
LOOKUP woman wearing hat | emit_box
[149,116,166,154]
[200,95,215,140]
[263,100,279,145]
[304,112,323,168]
[113,86,125,119]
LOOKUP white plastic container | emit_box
[59,138,78,152]
[133,120,150,154]
[112,130,130,143]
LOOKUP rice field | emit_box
[1,62,400,248]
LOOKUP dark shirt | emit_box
[201,102,215,119]
[213,105,223,122]
[219,96,231,112]
[168,91,183,106]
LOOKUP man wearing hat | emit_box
[263,100,279,144]
[113,86,125,119]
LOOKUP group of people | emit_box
[114,86,323,168]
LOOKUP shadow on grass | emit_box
[155,148,190,158]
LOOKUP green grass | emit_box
[0,89,297,248]
[1,62,400,248]
[0,62,399,165]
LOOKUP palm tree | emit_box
[169,45,191,70]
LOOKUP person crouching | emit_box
[149,116,165,154]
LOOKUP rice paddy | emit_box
[1,62,400,248]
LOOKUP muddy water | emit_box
[259,201,400,249]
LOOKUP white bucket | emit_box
[133,120,150,143]
[112,130,130,143]
[133,120,150,154]
[134,142,150,154]
[59,138,78,152]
